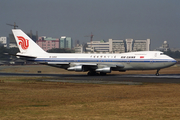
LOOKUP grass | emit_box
[0,77,180,120]
[0,65,180,119]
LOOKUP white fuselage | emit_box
[29,51,176,70]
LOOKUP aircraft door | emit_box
[98,55,103,64]
[154,53,157,57]
[126,58,130,64]
[150,53,157,64]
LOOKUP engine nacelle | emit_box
[95,67,111,73]
[67,66,83,72]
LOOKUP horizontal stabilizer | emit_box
[4,53,36,58]
[16,55,36,58]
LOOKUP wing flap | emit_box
[116,64,124,68]
[47,62,69,65]
[103,64,124,68]
[72,63,97,66]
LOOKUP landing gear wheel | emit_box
[156,73,159,76]
[87,71,99,76]
[155,69,160,76]
[87,72,91,76]
[100,72,107,76]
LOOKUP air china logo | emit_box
[140,56,144,58]
[17,36,29,50]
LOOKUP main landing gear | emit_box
[100,72,107,76]
[156,69,160,76]
[87,71,107,76]
[87,71,98,76]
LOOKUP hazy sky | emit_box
[1,0,180,49]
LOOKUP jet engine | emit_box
[95,67,111,73]
[67,66,83,72]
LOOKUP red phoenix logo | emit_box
[17,36,29,50]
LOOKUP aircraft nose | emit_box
[171,58,177,65]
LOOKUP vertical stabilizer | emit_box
[12,29,47,56]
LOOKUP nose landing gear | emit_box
[156,69,160,76]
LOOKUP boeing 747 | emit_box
[12,29,177,76]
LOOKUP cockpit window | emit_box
[160,53,164,55]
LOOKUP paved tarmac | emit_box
[0,72,180,84]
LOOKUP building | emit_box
[8,34,17,48]
[154,41,170,51]
[60,36,66,49]
[9,43,17,48]
[0,37,9,48]
[109,39,125,53]
[66,37,73,49]
[60,36,73,49]
[133,39,150,51]
[85,39,126,53]
[74,44,83,53]
[86,40,110,53]
[77,38,150,53]
[125,39,133,52]
[26,30,38,42]
[125,39,150,52]
[36,37,60,51]
[162,41,169,50]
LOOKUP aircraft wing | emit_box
[68,62,124,72]
[46,62,97,66]
[42,61,124,72]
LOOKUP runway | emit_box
[0,72,180,84]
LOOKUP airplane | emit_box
[12,29,177,76]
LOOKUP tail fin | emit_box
[12,29,47,56]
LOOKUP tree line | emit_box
[163,50,180,58]
[0,46,19,61]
